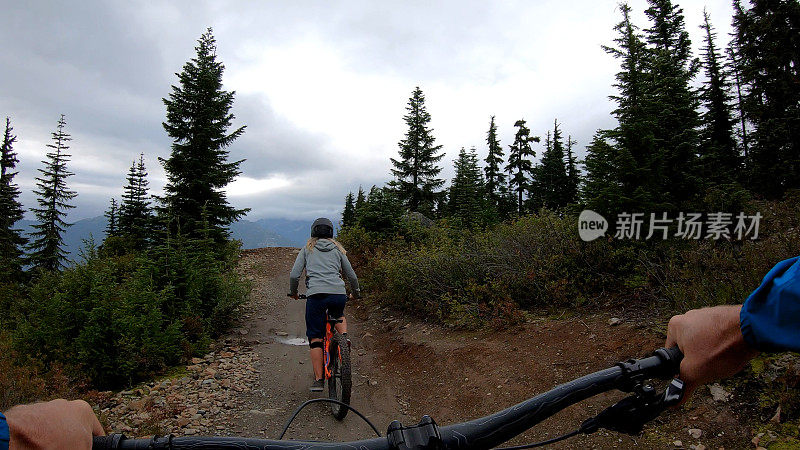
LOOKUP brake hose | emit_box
[277,398,382,439]
[496,429,581,449]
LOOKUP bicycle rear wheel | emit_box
[327,334,351,420]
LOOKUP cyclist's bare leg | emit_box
[310,338,324,380]
[334,316,347,334]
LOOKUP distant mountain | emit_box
[228,220,293,248]
[18,217,107,261]
[16,216,315,262]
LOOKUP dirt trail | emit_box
[232,247,403,442]
[102,247,751,448]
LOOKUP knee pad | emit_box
[309,341,324,349]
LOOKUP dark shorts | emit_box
[305,293,347,340]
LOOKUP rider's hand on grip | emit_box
[665,305,759,403]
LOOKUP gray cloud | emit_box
[1,0,736,222]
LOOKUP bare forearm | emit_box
[4,399,104,449]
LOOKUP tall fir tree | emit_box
[565,135,580,204]
[342,192,356,228]
[643,0,701,207]
[732,0,800,197]
[119,154,152,247]
[603,3,659,212]
[104,198,119,237]
[354,186,366,224]
[160,28,249,243]
[726,45,750,160]
[505,119,539,215]
[483,116,505,210]
[582,131,626,216]
[698,9,739,185]
[532,119,570,210]
[27,114,77,271]
[449,147,484,228]
[0,118,27,281]
[390,87,445,216]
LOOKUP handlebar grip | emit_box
[653,346,683,377]
[93,434,124,450]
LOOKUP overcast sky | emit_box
[0,0,735,222]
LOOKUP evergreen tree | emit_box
[505,119,539,215]
[698,9,739,184]
[342,192,356,228]
[359,186,404,234]
[449,147,484,228]
[104,198,119,237]
[643,0,701,206]
[603,3,659,212]
[565,135,580,204]
[27,114,77,271]
[160,28,249,243]
[390,87,445,215]
[483,116,505,209]
[726,45,750,160]
[0,118,26,280]
[732,0,800,197]
[533,119,570,210]
[119,154,152,246]
[582,131,626,216]
[354,186,366,224]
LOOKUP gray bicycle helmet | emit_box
[311,217,334,238]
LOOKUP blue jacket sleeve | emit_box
[740,256,800,352]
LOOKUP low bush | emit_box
[8,235,251,389]
[339,196,800,328]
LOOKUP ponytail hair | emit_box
[305,237,347,254]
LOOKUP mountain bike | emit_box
[93,347,684,449]
[291,293,352,420]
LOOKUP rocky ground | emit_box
[93,247,792,449]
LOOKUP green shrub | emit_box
[344,197,800,327]
[9,235,250,389]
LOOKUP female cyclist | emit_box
[289,217,360,392]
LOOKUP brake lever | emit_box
[580,378,685,436]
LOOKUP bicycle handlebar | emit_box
[93,347,682,450]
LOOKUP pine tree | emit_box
[698,9,739,185]
[160,28,249,243]
[359,186,404,234]
[0,118,27,280]
[354,186,366,224]
[603,2,659,212]
[727,45,750,160]
[533,119,570,210]
[119,154,152,247]
[505,119,539,215]
[565,135,580,204]
[104,198,119,237]
[582,131,626,216]
[643,0,701,207]
[390,87,445,215]
[449,147,484,228]
[342,192,356,228]
[27,114,77,271]
[732,0,800,197]
[483,116,505,209]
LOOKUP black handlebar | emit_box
[93,347,683,450]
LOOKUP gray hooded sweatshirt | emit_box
[289,239,360,297]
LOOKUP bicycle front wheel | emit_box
[328,334,351,420]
